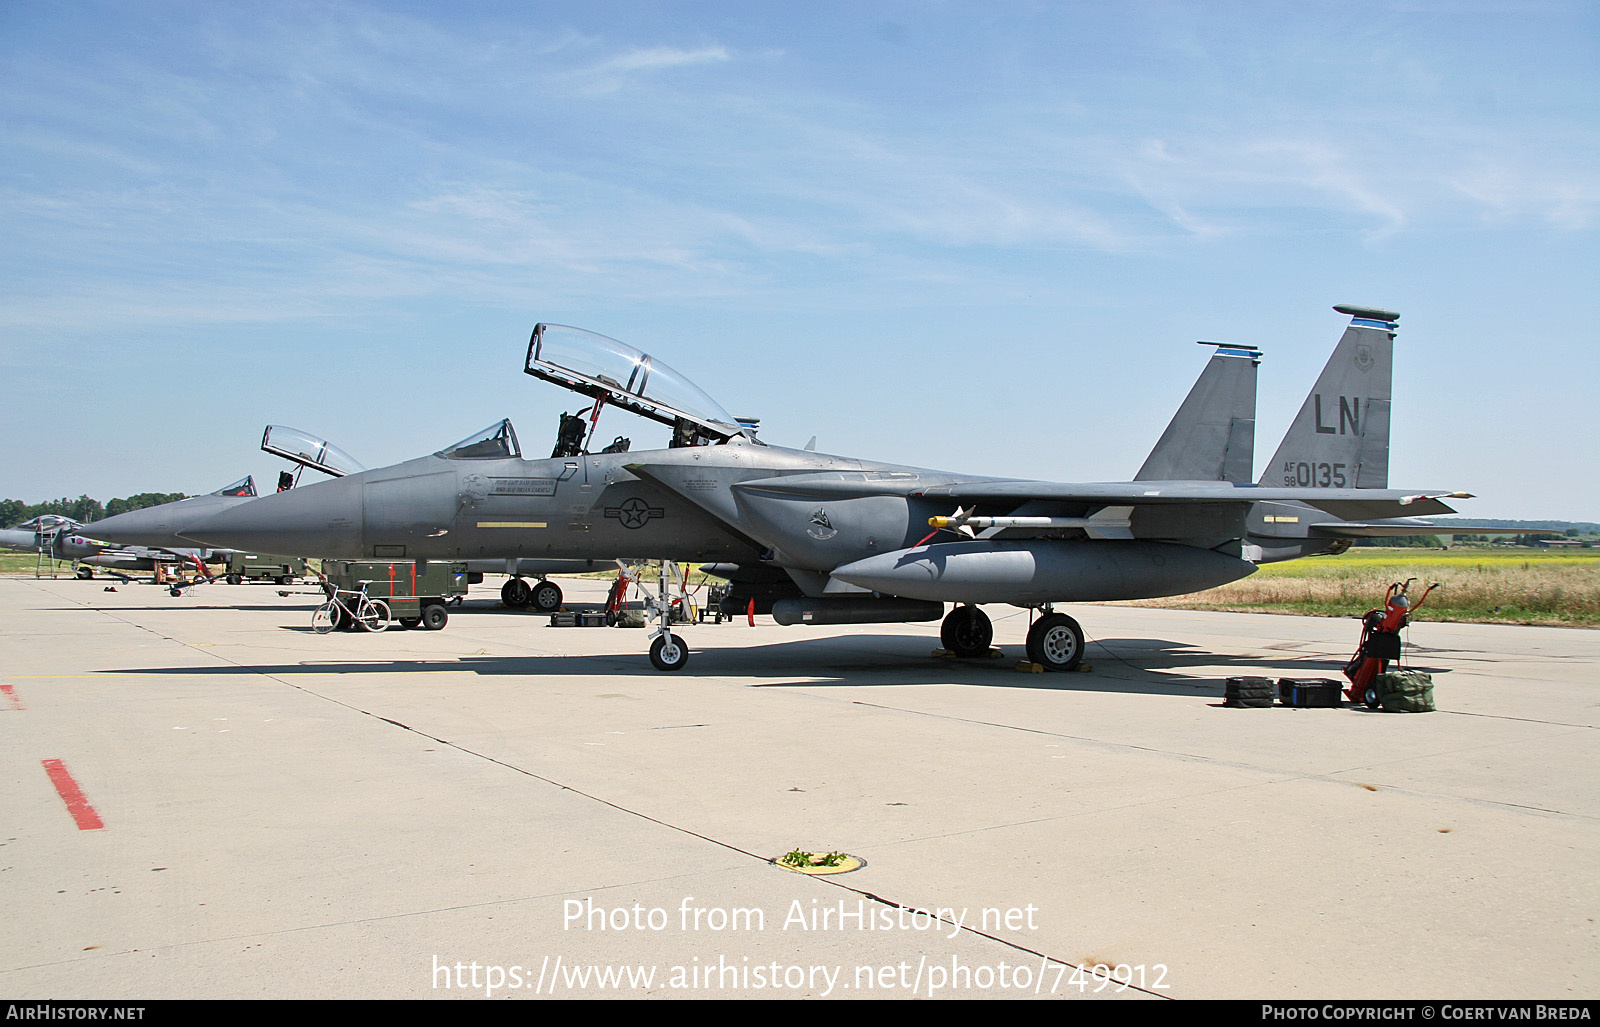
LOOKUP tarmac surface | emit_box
[1,573,1595,1000]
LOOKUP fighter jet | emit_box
[84,426,370,564]
[182,306,1480,671]
[0,512,214,578]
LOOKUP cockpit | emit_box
[17,514,78,532]
[211,476,258,498]
[524,323,762,457]
[439,419,522,460]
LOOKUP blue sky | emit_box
[3,1,1596,519]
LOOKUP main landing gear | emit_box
[1025,611,1084,672]
[940,605,994,657]
[937,604,1085,670]
[502,576,564,613]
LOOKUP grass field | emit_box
[0,553,75,575]
[1121,547,1600,627]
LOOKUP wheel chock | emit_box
[1015,661,1043,673]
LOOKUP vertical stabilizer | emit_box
[1136,343,1260,482]
[1259,305,1397,489]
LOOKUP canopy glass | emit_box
[439,419,522,460]
[524,324,744,441]
[261,426,367,477]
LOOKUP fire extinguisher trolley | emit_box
[1343,578,1440,708]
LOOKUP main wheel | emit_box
[531,579,563,613]
[421,603,449,631]
[501,577,532,608]
[1026,613,1084,671]
[312,603,339,634]
[649,634,689,671]
[356,598,391,632]
[76,566,93,580]
[940,605,994,657]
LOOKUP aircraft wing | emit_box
[909,481,1471,520]
[730,473,1471,521]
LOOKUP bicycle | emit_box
[312,578,392,633]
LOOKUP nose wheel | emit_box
[1026,612,1084,671]
[649,633,690,671]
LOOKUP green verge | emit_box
[1118,547,1600,627]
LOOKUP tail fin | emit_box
[1259,305,1397,489]
[1136,342,1260,482]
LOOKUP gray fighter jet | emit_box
[0,512,218,578]
[181,307,1479,671]
[86,425,369,553]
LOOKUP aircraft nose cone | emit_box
[88,497,237,548]
[181,475,366,558]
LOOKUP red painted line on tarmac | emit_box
[42,759,105,830]
[0,683,23,710]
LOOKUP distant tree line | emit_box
[0,493,187,529]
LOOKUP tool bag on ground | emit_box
[1375,669,1435,713]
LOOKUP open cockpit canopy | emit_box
[524,324,750,445]
[261,426,367,478]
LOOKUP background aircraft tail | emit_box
[1258,305,1397,489]
[1136,342,1260,482]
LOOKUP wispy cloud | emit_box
[565,44,733,96]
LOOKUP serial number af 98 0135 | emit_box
[1278,461,1348,488]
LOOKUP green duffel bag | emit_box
[1376,670,1435,713]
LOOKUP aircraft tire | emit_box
[531,580,563,613]
[421,603,449,631]
[649,634,689,672]
[501,577,532,608]
[1026,613,1084,671]
[76,566,93,580]
[940,605,993,657]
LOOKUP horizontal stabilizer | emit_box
[1311,522,1527,537]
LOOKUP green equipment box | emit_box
[226,553,308,585]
